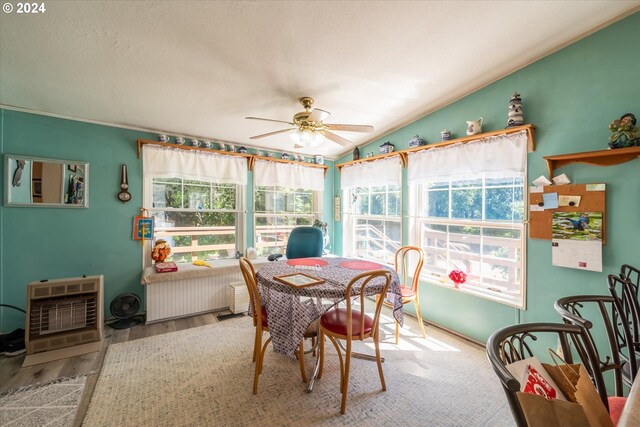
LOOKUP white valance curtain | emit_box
[340,156,402,189]
[142,145,247,185]
[253,159,325,191]
[407,130,528,183]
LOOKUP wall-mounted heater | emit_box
[23,275,104,367]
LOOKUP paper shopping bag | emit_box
[516,391,591,427]
[543,363,613,427]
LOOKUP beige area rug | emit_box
[0,375,88,427]
[83,316,513,426]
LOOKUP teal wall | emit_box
[0,111,334,331]
[333,12,640,343]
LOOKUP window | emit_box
[344,184,402,265]
[254,185,321,257]
[407,131,527,307]
[148,178,244,262]
[141,144,248,265]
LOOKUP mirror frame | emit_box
[4,154,90,208]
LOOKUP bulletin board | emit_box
[528,183,606,243]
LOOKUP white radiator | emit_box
[227,282,250,314]
[145,271,243,323]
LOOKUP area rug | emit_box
[0,375,88,427]
[82,316,512,426]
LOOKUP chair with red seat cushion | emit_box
[239,257,316,394]
[378,246,425,343]
[317,269,392,414]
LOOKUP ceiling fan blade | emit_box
[245,116,295,125]
[324,131,352,148]
[307,108,330,123]
[326,124,374,133]
[250,128,295,139]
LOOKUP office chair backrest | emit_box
[285,226,323,260]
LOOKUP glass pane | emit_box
[388,191,401,216]
[485,187,523,221]
[254,189,266,212]
[422,223,447,249]
[448,226,480,255]
[426,181,449,190]
[486,177,524,187]
[184,185,211,209]
[153,183,183,209]
[370,193,385,215]
[212,185,237,210]
[354,193,370,215]
[426,190,449,218]
[451,189,481,220]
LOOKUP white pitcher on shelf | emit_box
[466,117,483,136]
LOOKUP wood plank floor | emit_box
[0,311,227,426]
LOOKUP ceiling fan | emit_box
[246,97,373,149]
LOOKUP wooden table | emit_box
[618,375,640,427]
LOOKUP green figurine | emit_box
[608,113,640,148]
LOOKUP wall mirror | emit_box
[4,155,89,208]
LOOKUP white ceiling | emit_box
[1,1,638,159]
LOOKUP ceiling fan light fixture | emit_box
[310,131,325,147]
[301,129,313,144]
[289,129,301,143]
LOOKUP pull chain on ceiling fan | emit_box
[246,97,373,149]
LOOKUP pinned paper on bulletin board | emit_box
[528,184,606,243]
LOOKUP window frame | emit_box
[142,176,246,267]
[342,181,403,266]
[253,184,323,257]
[409,176,527,309]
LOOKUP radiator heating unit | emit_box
[227,281,250,314]
[23,275,104,367]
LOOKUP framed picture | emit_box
[274,273,325,289]
[133,216,154,240]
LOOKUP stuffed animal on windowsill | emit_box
[151,239,171,263]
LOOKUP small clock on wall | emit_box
[117,164,132,203]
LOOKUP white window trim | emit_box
[142,177,246,269]
[408,179,527,309]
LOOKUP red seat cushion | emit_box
[320,307,374,336]
[608,396,627,426]
[260,306,268,328]
[401,288,416,298]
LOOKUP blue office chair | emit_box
[269,226,324,261]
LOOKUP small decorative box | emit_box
[155,262,178,273]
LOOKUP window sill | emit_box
[422,275,524,309]
[141,257,269,285]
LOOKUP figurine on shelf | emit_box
[379,141,395,154]
[506,92,525,128]
[353,146,360,160]
[440,129,452,141]
[466,118,483,136]
[608,113,640,149]
[151,239,171,263]
[408,134,427,148]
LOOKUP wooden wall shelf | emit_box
[336,124,535,172]
[137,140,328,175]
[543,146,640,178]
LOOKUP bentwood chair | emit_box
[554,295,637,401]
[382,246,426,343]
[608,274,640,369]
[486,322,617,427]
[317,270,392,414]
[239,257,317,394]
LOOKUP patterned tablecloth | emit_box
[256,257,403,358]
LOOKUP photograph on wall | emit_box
[551,211,602,272]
